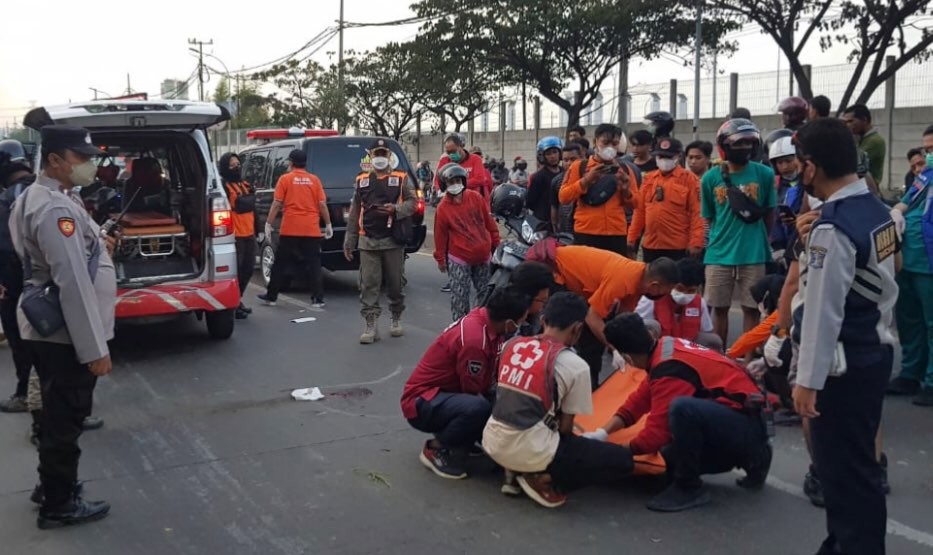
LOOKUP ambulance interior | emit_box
[81,133,207,285]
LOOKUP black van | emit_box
[238,135,427,283]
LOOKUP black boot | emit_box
[82,416,104,431]
[803,465,825,507]
[646,483,711,512]
[37,494,110,530]
[32,482,84,505]
[29,410,42,448]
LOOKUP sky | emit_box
[0,0,858,130]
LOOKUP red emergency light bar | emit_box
[246,128,339,141]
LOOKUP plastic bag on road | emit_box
[291,387,325,401]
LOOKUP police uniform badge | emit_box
[359,178,370,189]
[872,220,897,262]
[467,360,483,375]
[58,217,76,237]
[808,245,827,269]
[388,176,400,187]
[658,139,671,151]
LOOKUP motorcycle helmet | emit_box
[0,139,30,185]
[438,162,467,194]
[491,183,527,218]
[763,128,793,157]
[514,157,528,171]
[778,96,808,129]
[716,118,761,165]
[644,111,674,138]
[536,136,563,165]
[768,136,796,161]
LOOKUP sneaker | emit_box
[501,470,522,496]
[238,303,253,315]
[310,297,326,309]
[82,417,104,431]
[390,316,404,338]
[736,443,772,489]
[257,293,276,306]
[646,483,711,512]
[517,473,567,508]
[0,395,27,413]
[235,307,249,320]
[419,441,467,480]
[803,466,825,507]
[440,284,451,293]
[913,386,933,407]
[886,376,921,396]
[37,495,110,530]
[879,452,890,495]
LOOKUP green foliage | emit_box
[345,44,422,139]
[213,77,231,104]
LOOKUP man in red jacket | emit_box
[434,164,500,321]
[434,133,493,199]
[585,313,772,512]
[401,288,531,480]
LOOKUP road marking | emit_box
[763,474,933,549]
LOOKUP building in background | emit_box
[161,79,190,100]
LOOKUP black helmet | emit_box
[716,118,761,164]
[438,162,468,192]
[0,139,30,185]
[778,96,808,129]
[644,111,674,138]
[491,183,527,218]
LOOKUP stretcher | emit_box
[574,369,667,476]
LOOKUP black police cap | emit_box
[288,149,307,166]
[40,125,100,157]
[368,139,391,153]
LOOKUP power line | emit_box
[225,27,338,75]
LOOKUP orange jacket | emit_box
[224,181,255,238]
[558,155,638,236]
[727,311,778,359]
[628,166,704,250]
[554,245,646,318]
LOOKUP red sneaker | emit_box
[517,473,567,508]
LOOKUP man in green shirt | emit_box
[843,104,886,186]
[701,119,776,347]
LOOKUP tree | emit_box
[414,0,734,131]
[346,44,421,139]
[711,0,933,110]
[213,77,231,104]
[231,80,272,129]
[253,59,328,128]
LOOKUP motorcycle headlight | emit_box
[521,220,534,243]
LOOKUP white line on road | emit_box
[764,474,933,549]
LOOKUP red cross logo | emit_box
[509,340,544,370]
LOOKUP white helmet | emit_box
[768,136,796,161]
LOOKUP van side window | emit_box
[270,146,294,186]
[243,149,271,190]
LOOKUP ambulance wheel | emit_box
[206,309,235,340]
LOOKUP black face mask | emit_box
[726,148,754,166]
[224,168,242,182]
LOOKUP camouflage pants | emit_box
[448,262,490,322]
[26,368,41,412]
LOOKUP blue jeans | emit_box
[666,397,764,490]
[408,392,491,450]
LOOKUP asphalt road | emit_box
[0,218,931,554]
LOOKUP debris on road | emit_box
[290,317,317,324]
[291,387,325,401]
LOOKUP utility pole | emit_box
[337,0,346,132]
[126,73,132,96]
[692,0,702,140]
[188,37,213,102]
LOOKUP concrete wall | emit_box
[401,106,933,196]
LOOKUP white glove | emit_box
[890,208,906,238]
[611,349,627,372]
[264,222,273,239]
[763,334,787,367]
[582,428,609,442]
[324,223,334,240]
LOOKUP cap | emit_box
[630,129,653,146]
[651,137,683,157]
[368,138,391,153]
[40,125,100,157]
[288,149,307,166]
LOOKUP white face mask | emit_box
[69,160,98,187]
[670,290,696,306]
[596,146,616,162]
[446,183,465,196]
[656,158,678,173]
[807,194,823,210]
[371,156,390,171]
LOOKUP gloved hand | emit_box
[582,428,609,442]
[890,207,906,238]
[611,349,627,372]
[264,222,273,239]
[324,223,334,240]
[763,334,787,367]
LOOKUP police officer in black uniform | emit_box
[792,118,898,555]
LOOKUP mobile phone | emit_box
[778,204,795,219]
[603,164,620,174]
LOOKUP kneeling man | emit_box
[401,288,531,480]
[589,313,772,512]
[483,292,634,508]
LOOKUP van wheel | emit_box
[260,240,275,288]
[206,309,235,340]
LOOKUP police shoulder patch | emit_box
[388,176,400,187]
[808,245,828,269]
[467,360,483,375]
[359,178,370,189]
[57,217,76,237]
[685,307,700,317]
[872,220,897,262]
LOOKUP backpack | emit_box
[575,157,642,206]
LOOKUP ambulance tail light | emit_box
[211,196,233,237]
[416,189,425,216]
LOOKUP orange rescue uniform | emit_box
[274,169,327,237]
[628,166,704,251]
[224,181,255,238]
[558,155,638,236]
[554,245,646,318]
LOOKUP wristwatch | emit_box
[770,325,788,338]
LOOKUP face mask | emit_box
[670,290,696,306]
[446,183,465,196]
[505,319,521,338]
[448,151,462,163]
[806,194,823,210]
[926,153,933,168]
[801,162,816,197]
[371,156,390,171]
[725,148,753,165]
[596,146,616,162]
[69,160,98,187]
[656,158,678,173]
[226,168,241,182]
[782,171,799,182]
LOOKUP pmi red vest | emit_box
[654,295,702,341]
[649,336,760,410]
[491,335,566,430]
